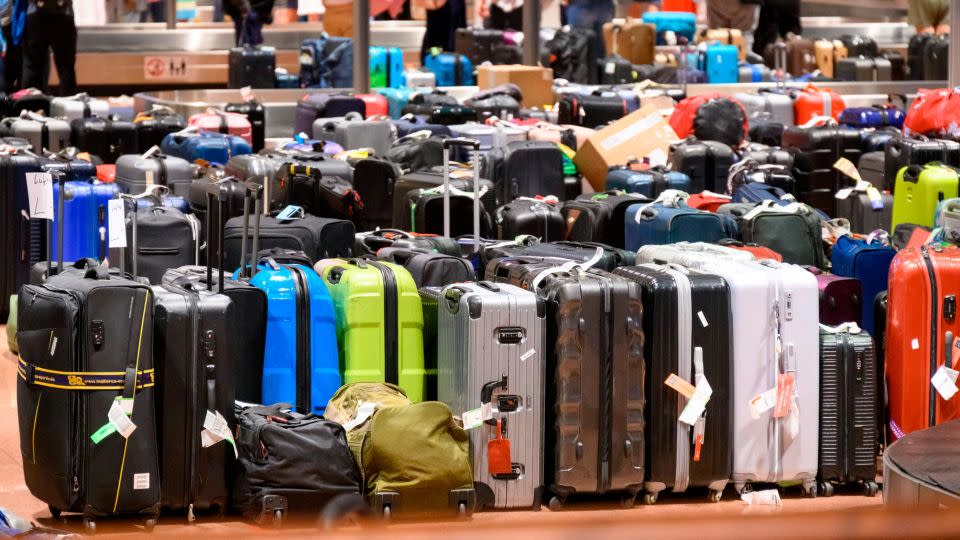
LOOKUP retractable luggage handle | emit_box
[773,42,787,89]
[117,184,170,278]
[199,181,228,294]
[442,137,481,252]
[240,179,264,279]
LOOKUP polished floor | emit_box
[0,324,933,538]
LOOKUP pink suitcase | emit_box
[188,109,253,145]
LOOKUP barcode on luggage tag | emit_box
[133,473,150,490]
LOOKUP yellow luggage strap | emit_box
[17,357,155,391]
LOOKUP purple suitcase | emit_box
[807,267,862,326]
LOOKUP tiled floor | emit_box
[0,324,891,537]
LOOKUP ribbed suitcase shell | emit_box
[115,154,195,197]
[613,264,732,501]
[495,199,564,242]
[857,151,885,189]
[668,139,736,194]
[818,328,878,489]
[437,281,545,509]
[891,164,959,231]
[311,117,394,156]
[780,125,861,215]
[735,93,794,128]
[834,191,894,235]
[834,57,892,82]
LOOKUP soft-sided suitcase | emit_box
[884,137,960,193]
[17,262,160,532]
[817,323,879,497]
[398,185,494,238]
[494,197,564,241]
[606,164,692,198]
[624,191,729,251]
[436,280,545,509]
[282,163,361,221]
[719,201,825,268]
[830,235,896,337]
[114,152,195,197]
[298,36,353,88]
[891,163,960,231]
[423,51,474,86]
[807,267,861,326]
[834,57,892,82]
[376,247,474,288]
[134,106,187,153]
[612,263,731,504]
[556,92,628,129]
[668,138,737,194]
[542,27,599,85]
[295,93,366,137]
[225,99,267,152]
[122,205,198,284]
[391,169,496,227]
[228,45,276,89]
[885,245,960,440]
[781,122,862,215]
[486,260,646,507]
[222,210,355,268]
[834,186,893,235]
[603,19,655,65]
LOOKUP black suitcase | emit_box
[560,191,649,248]
[923,35,949,81]
[481,239,634,272]
[70,117,138,163]
[729,159,796,195]
[468,95,522,122]
[222,211,355,267]
[838,34,879,58]
[861,127,898,153]
[283,164,361,221]
[817,326,879,497]
[387,135,444,173]
[391,169,496,228]
[482,140,566,204]
[668,137,737,194]
[781,125,862,215]
[543,27,599,84]
[353,157,403,230]
[491,43,522,64]
[748,121,785,147]
[455,27,504,66]
[883,136,960,193]
[0,153,44,320]
[354,229,461,257]
[151,183,235,518]
[17,261,160,532]
[599,54,637,85]
[495,198,564,241]
[487,260,646,507]
[7,90,51,116]
[117,203,197,284]
[857,151,885,189]
[228,46,276,89]
[612,263,732,504]
[908,33,934,80]
[834,57,892,82]
[873,291,888,449]
[399,186,494,237]
[376,246,474,287]
[557,92,627,129]
[135,107,187,154]
[739,144,795,169]
[225,99,266,152]
[882,50,906,80]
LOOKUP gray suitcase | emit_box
[50,94,110,121]
[436,280,546,510]
[835,57,892,82]
[9,112,70,152]
[404,70,436,88]
[834,189,893,235]
[223,154,290,211]
[311,112,394,156]
[115,153,196,196]
[734,92,794,128]
[738,64,772,82]
[857,151,884,189]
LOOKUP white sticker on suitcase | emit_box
[25,172,53,220]
[697,311,708,327]
[912,338,920,350]
[520,349,536,361]
[462,408,484,430]
[133,473,150,490]
[932,365,960,401]
[748,388,777,419]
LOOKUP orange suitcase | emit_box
[886,244,960,441]
[661,0,695,12]
[794,85,846,125]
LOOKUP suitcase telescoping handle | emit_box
[46,170,67,277]
[117,185,169,279]
[442,137,481,252]
[199,180,228,294]
[240,179,264,279]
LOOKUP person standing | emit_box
[564,0,614,56]
[21,0,77,94]
[1,0,23,93]
[909,0,949,34]
[224,0,273,45]
[477,0,523,30]
[419,0,466,60]
[704,0,760,50]
[752,0,800,56]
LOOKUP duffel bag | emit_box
[669,93,748,148]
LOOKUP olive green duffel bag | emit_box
[324,382,475,519]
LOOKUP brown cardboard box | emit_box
[573,104,680,191]
[477,65,554,109]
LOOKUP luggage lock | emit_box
[91,320,105,349]
[945,295,956,322]
[496,327,524,344]
[203,330,216,359]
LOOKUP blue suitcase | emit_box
[50,180,99,262]
[377,88,429,119]
[738,62,771,82]
[391,116,452,138]
[624,196,728,250]
[370,46,404,89]
[837,106,905,129]
[731,181,793,205]
[299,36,353,88]
[423,50,474,86]
[280,138,345,155]
[703,44,739,83]
[642,12,696,45]
[160,131,252,164]
[605,166,691,197]
[830,234,896,336]
[40,154,96,182]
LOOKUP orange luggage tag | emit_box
[487,418,512,476]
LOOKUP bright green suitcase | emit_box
[892,163,960,230]
[321,259,427,402]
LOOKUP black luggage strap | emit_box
[18,357,155,390]
[154,154,168,186]
[454,54,462,86]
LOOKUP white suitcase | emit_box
[734,92,795,128]
[447,123,526,153]
[403,69,436,88]
[50,93,110,121]
[636,242,757,265]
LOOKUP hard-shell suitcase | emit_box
[738,63,772,83]
[294,93,366,137]
[121,205,198,284]
[763,37,816,76]
[17,262,161,530]
[311,113,394,156]
[891,164,960,231]
[735,92,794,128]
[556,92,629,129]
[885,245,960,439]
[114,153,195,197]
[834,57,892,82]
[560,191,649,247]
[817,324,879,497]
[188,110,253,146]
[455,27,504,66]
[884,137,960,193]
[830,234,896,336]
[224,99,267,152]
[857,151,885,188]
[50,93,110,121]
[624,192,729,251]
[606,165,692,198]
[494,197,564,241]
[701,44,739,83]
[49,179,112,263]
[602,19,655,65]
[837,34,878,57]
[641,11,696,45]
[719,201,827,269]
[814,39,847,79]
[697,27,747,59]
[423,51,474,86]
[613,262,732,503]
[352,157,402,230]
[837,106,905,129]
[436,280,545,509]
[482,140,565,205]
[923,35,949,81]
[668,138,736,194]
[781,123,862,215]
[369,46,404,89]
[448,123,526,155]
[834,187,893,235]
[793,86,846,125]
[10,112,70,152]
[748,120,785,147]
[160,131,252,165]
[134,106,187,153]
[228,45,276,89]
[808,268,862,326]
[482,239,634,272]
[739,145,795,169]
[908,33,935,80]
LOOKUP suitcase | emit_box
[882,50,906,82]
[856,151,885,191]
[396,184,494,237]
[923,35,949,81]
[391,115,452,139]
[556,92,629,129]
[295,93,366,137]
[161,131,252,164]
[624,192,729,251]
[830,234,896,341]
[891,164,959,231]
[436,280,545,509]
[560,191,649,247]
[807,267,862,326]
[68,116,136,163]
[739,145,795,169]
[482,239,635,272]
[542,27,599,84]
[738,62,772,83]
[814,39,847,79]
[228,45,276,89]
[50,93,110,121]
[482,140,565,205]
[793,86,846,125]
[354,229,461,258]
[233,184,341,413]
[311,113,394,156]
[698,27,747,60]
[687,191,733,212]
[837,34,878,57]
[494,197,564,241]
[391,169,497,227]
[48,180,105,263]
[835,57,892,82]
[369,46,404,89]
[188,110,253,146]
[423,51,474,86]
[222,207,355,268]
[134,106,187,153]
[352,157,402,230]
[884,137,960,193]
[908,32,935,80]
[280,164,359,222]
[455,27,503,66]
[114,153,195,197]
[885,245,960,439]
[448,123,526,155]
[17,262,161,531]
[838,106,905,130]
[486,260,646,506]
[817,324,879,496]
[718,201,827,269]
[221,154,291,212]
[356,93,389,118]
[641,11,696,45]
[10,113,70,152]
[376,247,474,288]
[765,37,816,77]
[605,164,692,198]
[748,120,785,147]
[635,241,757,265]
[298,36,353,88]
[728,159,796,197]
[527,123,594,152]
[612,263,731,503]
[834,188,893,235]
[0,154,48,320]
[224,99,266,153]
[735,92,794,128]
[701,44,739,84]
[603,19,655,65]
[716,239,783,261]
[780,123,862,215]
[668,138,737,194]
[860,129,899,153]
[121,205,199,284]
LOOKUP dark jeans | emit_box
[140,1,166,22]
[566,0,614,57]
[489,4,523,31]
[2,24,22,94]
[22,11,77,95]
[233,12,264,46]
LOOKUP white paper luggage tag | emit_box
[678,348,712,426]
[107,199,127,248]
[201,410,238,458]
[343,401,379,432]
[25,172,53,220]
[931,365,960,401]
[749,388,777,419]
[91,397,137,444]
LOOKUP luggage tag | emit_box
[487,418,513,476]
[201,410,238,459]
[91,397,137,444]
[692,416,705,462]
[275,205,305,222]
[678,349,712,426]
[107,199,127,249]
[24,172,53,220]
[773,373,795,418]
[931,365,960,401]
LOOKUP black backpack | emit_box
[32,0,72,14]
[542,27,599,84]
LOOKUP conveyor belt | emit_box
[883,420,960,509]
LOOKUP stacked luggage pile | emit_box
[5,50,960,532]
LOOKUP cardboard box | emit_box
[477,65,554,109]
[573,104,680,191]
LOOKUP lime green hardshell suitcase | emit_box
[892,163,960,230]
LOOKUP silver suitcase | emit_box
[50,93,110,121]
[9,113,71,152]
[311,112,394,156]
[404,69,436,88]
[735,92,794,128]
[115,153,196,196]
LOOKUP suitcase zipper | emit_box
[368,261,399,385]
[840,332,850,482]
[288,265,312,413]
[921,245,939,428]
[598,279,613,492]
[182,290,200,509]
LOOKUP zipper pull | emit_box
[73,476,79,493]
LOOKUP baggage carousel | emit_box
[883,420,960,508]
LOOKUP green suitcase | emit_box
[892,163,960,230]
[321,259,427,402]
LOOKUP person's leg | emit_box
[506,6,523,30]
[49,14,77,95]
[2,24,20,93]
[488,3,506,28]
[20,12,49,92]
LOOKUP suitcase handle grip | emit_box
[480,374,508,405]
[443,137,481,150]
[84,264,111,280]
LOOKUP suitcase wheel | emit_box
[863,481,879,497]
[818,482,835,497]
[144,518,157,532]
[707,489,723,503]
[48,505,62,521]
[83,517,97,535]
[642,492,658,505]
[547,496,566,511]
[272,509,284,528]
[620,493,638,508]
[803,482,817,499]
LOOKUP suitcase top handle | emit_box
[443,137,481,150]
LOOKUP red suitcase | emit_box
[717,239,783,261]
[687,191,732,212]
[806,267,862,326]
[886,245,960,440]
[794,85,846,125]
[356,93,389,118]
